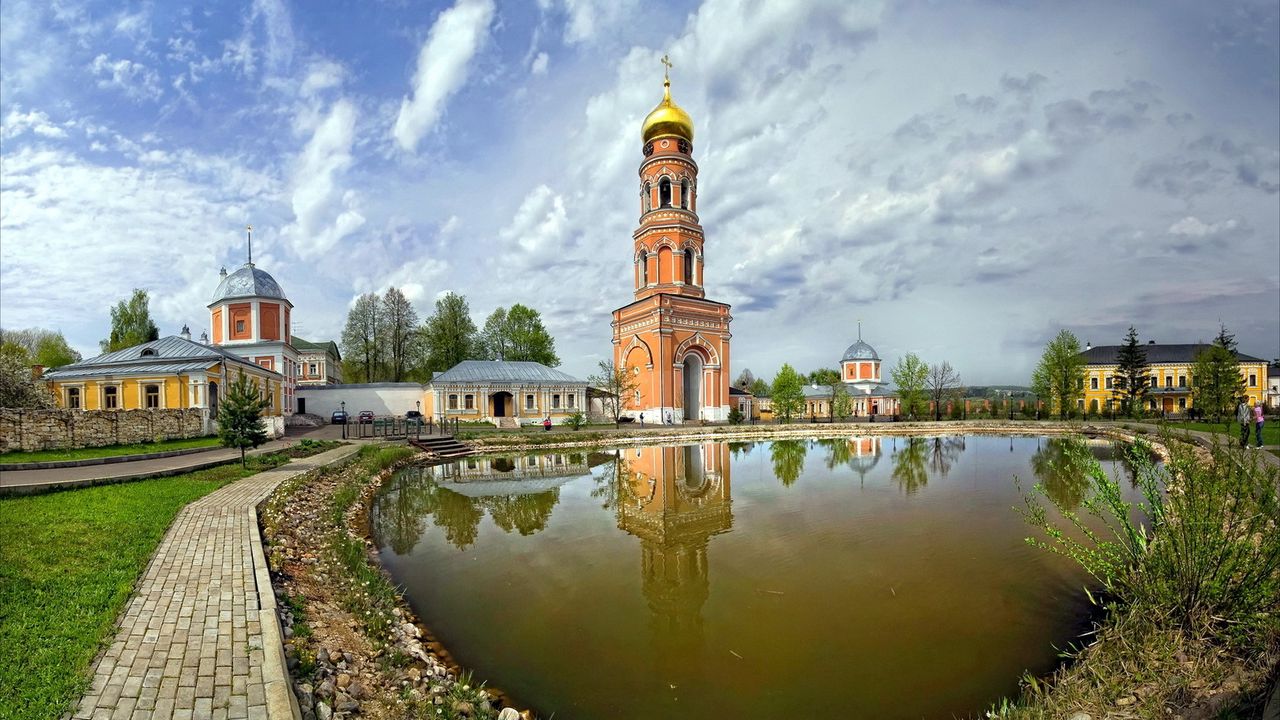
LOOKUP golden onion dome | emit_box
[641,79,694,143]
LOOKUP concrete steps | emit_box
[408,435,474,459]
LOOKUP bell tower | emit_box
[612,58,732,423]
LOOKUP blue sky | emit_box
[2,0,1277,384]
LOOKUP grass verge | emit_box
[1158,419,1279,448]
[0,436,222,464]
[0,454,289,720]
[994,434,1280,718]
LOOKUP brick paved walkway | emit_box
[72,444,361,720]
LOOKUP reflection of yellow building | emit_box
[616,443,733,648]
[1080,343,1268,414]
[43,335,283,415]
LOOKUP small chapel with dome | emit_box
[208,234,300,414]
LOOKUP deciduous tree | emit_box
[1031,330,1086,420]
[381,287,420,381]
[217,370,270,468]
[749,377,770,398]
[589,360,640,428]
[340,293,383,383]
[807,367,841,386]
[423,292,478,374]
[101,289,160,352]
[770,364,805,422]
[927,361,963,421]
[0,328,81,369]
[502,304,559,366]
[890,353,929,419]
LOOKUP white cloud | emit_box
[392,0,495,152]
[499,184,568,256]
[300,59,347,97]
[1168,215,1239,236]
[1,108,67,139]
[89,54,162,100]
[530,51,549,76]
[282,99,365,259]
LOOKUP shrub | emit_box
[564,410,588,431]
[1021,435,1280,632]
[728,407,744,425]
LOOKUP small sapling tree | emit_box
[218,370,271,467]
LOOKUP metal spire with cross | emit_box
[661,53,672,84]
[246,224,253,265]
[857,319,862,342]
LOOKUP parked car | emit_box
[331,411,348,424]
[358,410,375,424]
[405,410,424,425]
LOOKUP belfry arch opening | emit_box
[680,179,689,209]
[683,249,694,285]
[659,178,672,208]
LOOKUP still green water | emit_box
[371,435,1138,719]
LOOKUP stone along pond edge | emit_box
[259,445,531,720]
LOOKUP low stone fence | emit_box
[0,408,214,453]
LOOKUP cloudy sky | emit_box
[2,0,1277,384]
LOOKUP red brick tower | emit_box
[612,57,732,423]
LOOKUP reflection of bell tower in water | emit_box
[617,443,733,657]
[612,56,733,423]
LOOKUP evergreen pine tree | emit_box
[1113,326,1149,417]
[1190,325,1245,423]
[218,370,271,467]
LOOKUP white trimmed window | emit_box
[103,386,118,409]
[66,387,81,409]
[145,384,161,409]
[448,394,458,410]
[465,394,474,410]
[526,394,535,410]
[552,394,561,409]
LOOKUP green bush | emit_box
[728,407,744,425]
[564,410,588,431]
[1021,435,1280,632]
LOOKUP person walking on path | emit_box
[1254,402,1266,448]
[1237,398,1253,448]
[543,416,552,431]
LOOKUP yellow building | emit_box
[1079,342,1268,415]
[43,334,284,416]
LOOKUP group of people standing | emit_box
[1237,398,1267,448]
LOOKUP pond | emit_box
[370,435,1140,719]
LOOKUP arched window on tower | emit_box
[640,252,649,285]
[680,179,689,209]
[683,249,694,285]
[643,182,651,213]
[659,178,672,208]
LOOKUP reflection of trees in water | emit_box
[892,437,929,494]
[591,452,636,512]
[727,441,756,458]
[1030,437,1092,510]
[929,436,966,479]
[372,466,562,552]
[770,439,808,487]
[372,476,434,555]
[818,438,852,469]
[487,490,559,536]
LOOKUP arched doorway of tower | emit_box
[491,391,513,418]
[682,353,704,422]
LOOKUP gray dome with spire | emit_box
[209,264,287,305]
[841,340,879,362]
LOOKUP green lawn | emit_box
[0,455,287,720]
[1,436,222,465]
[1160,419,1280,447]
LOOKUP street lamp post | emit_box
[341,401,347,440]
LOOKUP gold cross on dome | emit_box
[660,54,672,81]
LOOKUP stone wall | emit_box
[0,408,214,453]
